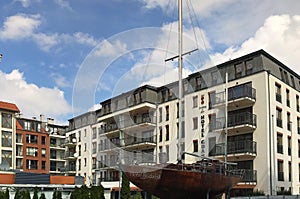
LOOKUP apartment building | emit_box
[64,111,97,185]
[93,49,300,196]
[0,101,19,170]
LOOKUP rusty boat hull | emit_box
[120,162,242,199]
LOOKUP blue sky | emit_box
[1,0,300,124]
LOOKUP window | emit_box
[92,142,97,154]
[211,71,219,85]
[42,161,46,170]
[41,148,46,158]
[288,136,291,156]
[78,159,81,170]
[234,63,243,78]
[286,89,290,107]
[84,129,87,137]
[195,76,202,90]
[275,83,281,103]
[1,150,12,167]
[276,108,282,128]
[92,127,97,139]
[277,160,284,181]
[84,143,87,152]
[209,114,216,132]
[287,112,291,131]
[245,59,253,74]
[193,96,198,108]
[24,121,31,131]
[26,159,38,170]
[298,117,300,134]
[1,131,12,147]
[298,140,300,158]
[277,133,283,154]
[166,145,169,161]
[41,136,46,145]
[290,75,295,87]
[289,161,292,182]
[165,106,169,121]
[84,158,87,167]
[159,108,162,122]
[208,91,216,109]
[193,117,198,130]
[176,103,179,118]
[165,125,169,141]
[193,140,198,152]
[297,95,300,112]
[159,127,162,142]
[26,147,38,156]
[26,134,38,144]
[1,113,12,128]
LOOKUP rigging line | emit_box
[187,0,210,55]
[163,0,177,84]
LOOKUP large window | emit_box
[193,117,198,130]
[1,113,12,128]
[193,96,198,108]
[26,134,38,144]
[1,150,12,167]
[1,131,12,147]
[277,160,284,181]
[26,160,38,170]
[26,147,38,157]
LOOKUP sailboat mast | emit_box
[177,0,183,162]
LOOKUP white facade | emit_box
[66,50,300,197]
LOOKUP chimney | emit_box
[40,114,44,122]
[47,118,54,125]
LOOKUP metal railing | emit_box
[209,140,257,156]
[213,112,257,130]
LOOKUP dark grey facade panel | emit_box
[15,172,50,184]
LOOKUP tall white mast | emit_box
[177,0,183,162]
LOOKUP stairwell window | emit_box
[275,83,282,103]
[286,89,290,107]
[287,112,291,131]
[165,125,169,141]
[193,95,198,108]
[193,117,198,130]
[297,95,300,112]
[277,160,284,181]
[276,108,282,128]
[193,140,198,152]
[277,133,283,154]
[165,106,169,121]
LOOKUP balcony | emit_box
[240,170,257,184]
[64,151,78,160]
[100,115,156,136]
[209,140,257,160]
[214,112,257,134]
[61,137,77,147]
[122,136,156,150]
[212,85,256,110]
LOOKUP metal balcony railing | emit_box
[212,84,256,106]
[241,169,257,183]
[214,112,257,130]
[209,140,257,156]
[100,115,156,134]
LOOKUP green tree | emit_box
[33,187,39,199]
[4,188,9,199]
[90,186,105,199]
[23,190,31,199]
[121,172,131,199]
[14,189,20,199]
[56,190,62,199]
[134,192,143,199]
[39,193,46,199]
[0,190,4,199]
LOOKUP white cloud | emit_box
[0,14,41,40]
[0,13,98,52]
[92,39,128,58]
[207,14,300,74]
[50,73,71,88]
[54,0,72,11]
[0,69,72,120]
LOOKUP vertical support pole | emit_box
[224,73,228,167]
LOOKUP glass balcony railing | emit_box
[209,140,257,156]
